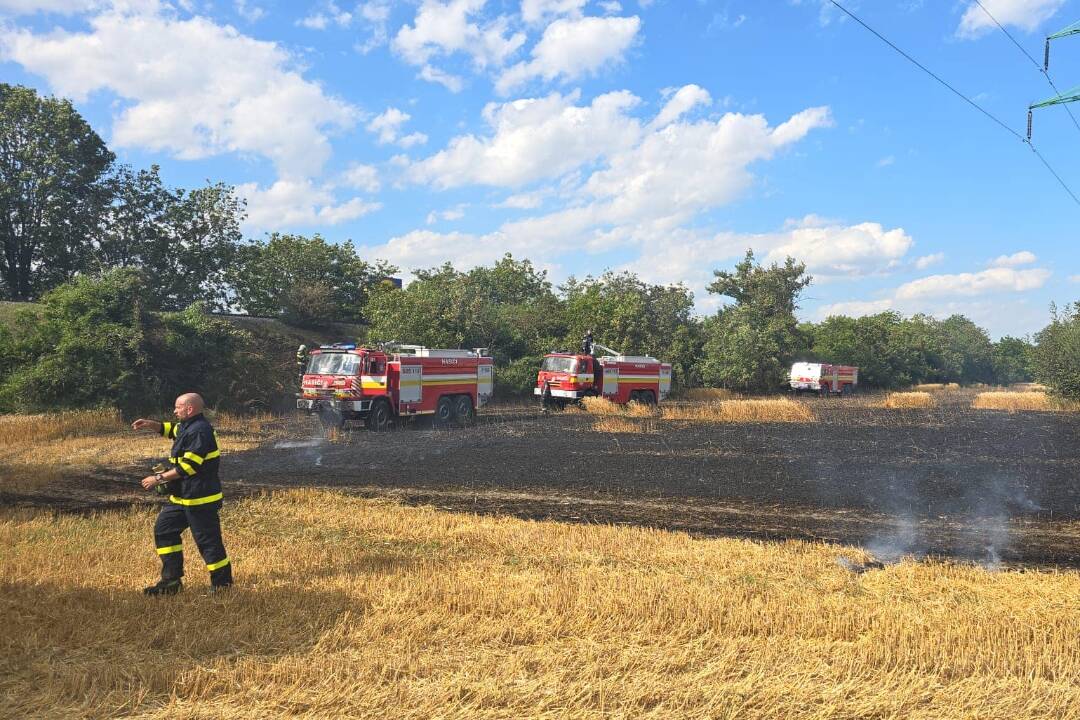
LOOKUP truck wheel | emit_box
[435,396,454,425]
[454,395,475,424]
[366,399,392,431]
[641,390,657,405]
[842,384,854,397]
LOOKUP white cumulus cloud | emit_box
[238,179,381,232]
[497,14,640,93]
[652,84,711,128]
[957,0,1065,38]
[521,0,587,23]
[394,0,526,88]
[409,89,643,188]
[989,250,1037,267]
[915,252,945,270]
[1,7,358,177]
[367,107,428,147]
[895,267,1051,300]
[374,93,833,289]
[761,217,913,278]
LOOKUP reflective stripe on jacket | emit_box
[162,414,222,505]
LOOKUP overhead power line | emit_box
[971,0,1080,141]
[827,0,1080,208]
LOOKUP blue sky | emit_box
[1,0,1078,337]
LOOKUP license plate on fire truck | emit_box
[297,399,315,409]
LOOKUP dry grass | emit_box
[683,387,737,402]
[882,392,936,409]
[1,489,1078,719]
[590,417,658,434]
[0,408,125,448]
[912,383,959,392]
[578,396,656,417]
[1011,382,1050,392]
[0,410,287,493]
[662,398,816,424]
[971,391,1073,412]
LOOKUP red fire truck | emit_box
[535,342,672,406]
[789,362,859,396]
[297,343,494,429]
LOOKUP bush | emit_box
[0,270,276,414]
[1032,303,1080,399]
[495,356,541,397]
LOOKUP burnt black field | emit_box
[9,390,1080,568]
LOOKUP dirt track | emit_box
[6,392,1080,568]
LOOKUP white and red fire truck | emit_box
[535,343,672,406]
[789,362,859,395]
[297,343,494,429]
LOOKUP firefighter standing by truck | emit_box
[296,344,309,385]
[132,393,233,595]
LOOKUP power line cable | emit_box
[971,0,1080,138]
[827,0,1080,207]
[971,0,1042,69]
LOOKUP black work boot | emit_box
[143,579,182,596]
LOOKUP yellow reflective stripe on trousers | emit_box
[169,492,223,506]
[206,557,230,571]
[156,544,183,555]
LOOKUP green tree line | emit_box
[1,83,1077,413]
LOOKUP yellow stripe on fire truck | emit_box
[360,375,387,390]
[617,375,661,382]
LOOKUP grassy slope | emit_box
[1,488,1078,719]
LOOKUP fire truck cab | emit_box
[535,349,672,406]
[298,343,494,429]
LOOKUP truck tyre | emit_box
[435,396,454,426]
[641,390,657,405]
[842,384,854,397]
[454,395,475,424]
[366,399,392,431]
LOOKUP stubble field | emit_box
[2,387,1079,718]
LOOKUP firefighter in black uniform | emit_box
[132,393,233,595]
[296,344,309,385]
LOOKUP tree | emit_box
[0,84,114,300]
[1032,302,1080,398]
[560,271,701,387]
[366,255,563,358]
[700,250,811,392]
[991,336,1034,385]
[93,165,245,310]
[0,268,274,413]
[808,312,928,388]
[230,233,395,324]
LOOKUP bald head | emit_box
[174,393,205,420]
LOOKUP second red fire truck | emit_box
[298,343,494,429]
[535,341,672,406]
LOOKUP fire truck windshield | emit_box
[306,353,361,376]
[541,356,575,373]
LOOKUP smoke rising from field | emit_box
[861,469,1045,569]
[273,436,326,467]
